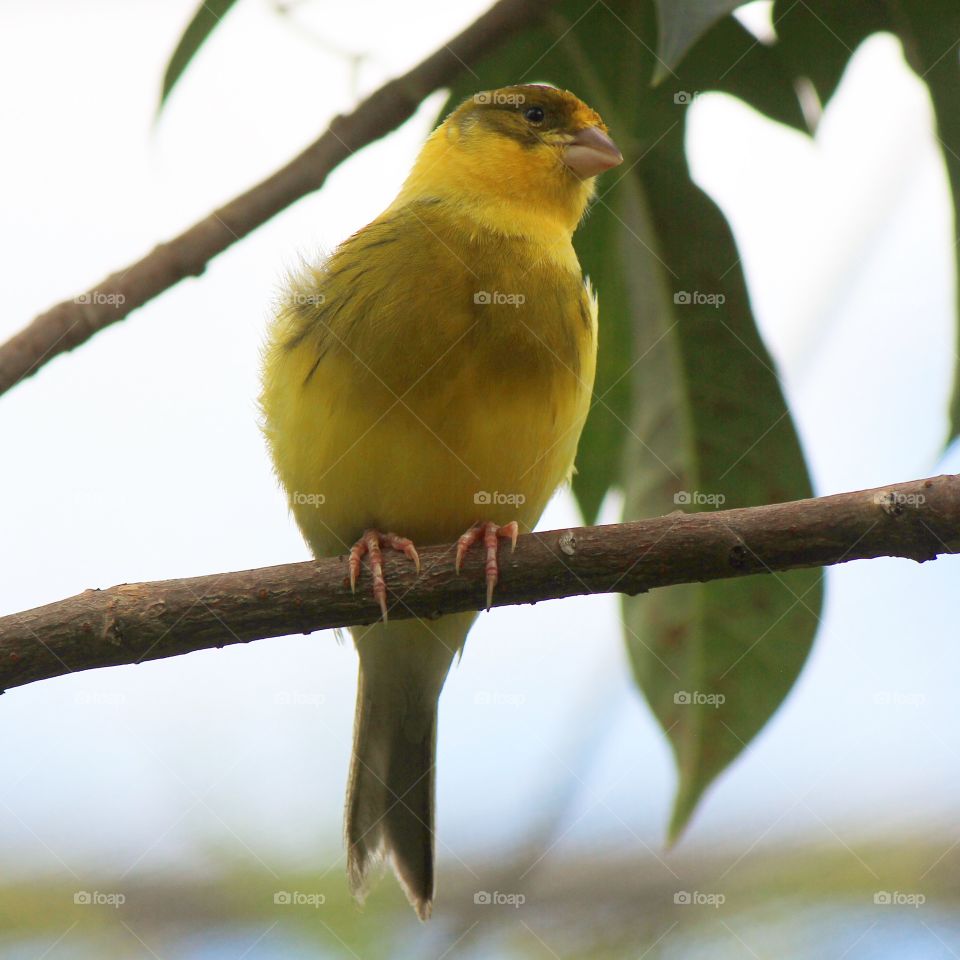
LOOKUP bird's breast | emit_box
[262,209,598,554]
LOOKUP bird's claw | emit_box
[349,530,420,622]
[455,521,519,610]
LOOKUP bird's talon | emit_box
[348,529,419,622]
[456,520,519,610]
[348,547,364,594]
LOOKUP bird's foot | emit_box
[455,521,519,610]
[348,530,420,622]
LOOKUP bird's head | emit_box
[395,84,622,242]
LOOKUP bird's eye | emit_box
[523,106,545,125]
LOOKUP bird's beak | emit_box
[562,126,623,179]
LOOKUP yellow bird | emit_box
[260,84,621,919]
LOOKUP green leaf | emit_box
[570,198,633,523]
[437,0,820,840]
[621,149,822,841]
[891,1,960,439]
[772,0,888,118]
[677,16,807,133]
[652,0,750,81]
[568,1,814,522]
[158,0,240,114]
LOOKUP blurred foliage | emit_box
[5,837,960,957]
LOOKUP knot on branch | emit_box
[727,543,749,569]
[873,490,922,517]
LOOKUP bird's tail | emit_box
[345,613,474,920]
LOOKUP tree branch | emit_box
[0,0,554,396]
[1,475,958,693]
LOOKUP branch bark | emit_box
[1,475,958,693]
[0,0,554,396]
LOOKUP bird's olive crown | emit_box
[454,84,607,147]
